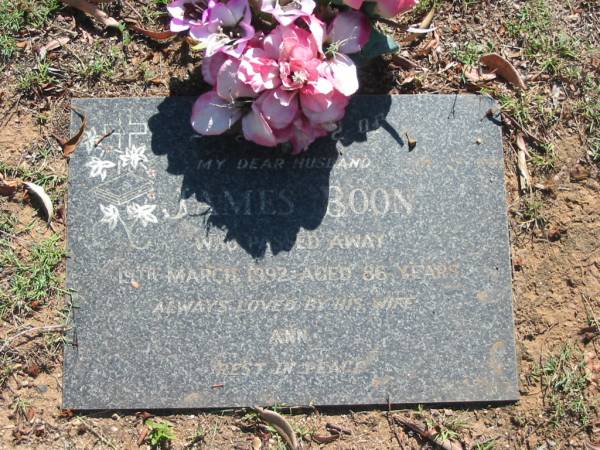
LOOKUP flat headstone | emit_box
[64,95,518,409]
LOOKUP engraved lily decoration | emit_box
[99,204,120,230]
[127,202,159,227]
[86,157,116,181]
[119,145,148,170]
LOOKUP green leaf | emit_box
[350,27,399,66]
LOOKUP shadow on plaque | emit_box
[148,95,397,259]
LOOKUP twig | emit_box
[515,133,531,194]
[394,416,463,450]
[503,112,546,145]
[121,0,144,21]
[0,94,23,129]
[0,229,30,249]
[387,396,404,449]
[76,418,119,450]
[0,325,67,353]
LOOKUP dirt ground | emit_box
[0,0,599,449]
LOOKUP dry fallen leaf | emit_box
[569,164,590,181]
[391,54,419,70]
[403,8,435,44]
[585,440,600,450]
[24,362,41,378]
[61,0,119,28]
[137,426,150,446]
[57,109,87,157]
[419,8,435,29]
[129,24,177,41]
[480,53,527,90]
[251,436,262,450]
[38,37,70,59]
[58,409,75,418]
[24,182,54,223]
[137,411,154,421]
[312,433,340,444]
[254,407,298,450]
[25,406,36,422]
[547,226,563,242]
[0,179,20,197]
[515,133,531,193]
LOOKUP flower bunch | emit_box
[168,0,417,152]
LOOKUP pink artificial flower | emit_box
[167,0,213,33]
[242,104,279,146]
[326,10,371,54]
[191,0,255,57]
[341,0,417,18]
[373,0,418,18]
[306,12,370,96]
[191,19,361,152]
[238,48,281,93]
[191,91,244,135]
[192,54,258,134]
[275,115,329,154]
[266,23,332,95]
[216,58,256,99]
[201,52,228,85]
[300,89,349,124]
[260,0,316,26]
[254,88,299,130]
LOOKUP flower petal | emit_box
[207,3,236,25]
[255,89,299,130]
[300,89,349,124]
[343,0,364,9]
[303,14,326,53]
[238,47,281,92]
[261,0,316,26]
[191,91,242,135]
[216,58,256,100]
[170,17,190,32]
[167,0,187,19]
[327,10,371,54]
[324,53,359,96]
[374,0,418,18]
[201,52,228,85]
[242,106,278,147]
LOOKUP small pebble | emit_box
[35,384,48,394]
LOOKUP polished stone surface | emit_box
[63,95,517,409]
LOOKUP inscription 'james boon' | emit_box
[165,186,412,218]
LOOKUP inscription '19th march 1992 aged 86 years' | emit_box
[63,95,518,409]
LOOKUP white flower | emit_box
[82,127,98,153]
[86,157,115,181]
[119,145,148,170]
[99,204,120,230]
[126,202,158,227]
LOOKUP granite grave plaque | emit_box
[64,95,518,409]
